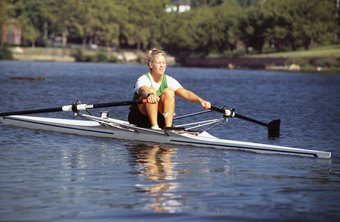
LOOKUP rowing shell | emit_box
[0,115,331,159]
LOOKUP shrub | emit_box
[95,51,108,62]
[71,49,117,63]
[311,58,340,68]
[0,46,13,60]
[108,54,118,62]
[71,49,85,62]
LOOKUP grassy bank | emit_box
[245,44,340,71]
[250,44,340,58]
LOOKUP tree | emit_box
[120,0,170,50]
[288,0,336,50]
[265,0,337,51]
[0,1,13,45]
[66,0,94,45]
[3,0,338,54]
[163,1,242,59]
[97,1,126,48]
[187,6,224,55]
[7,0,51,47]
[262,0,292,52]
[238,3,272,53]
[161,11,195,59]
[217,0,242,52]
[47,0,81,48]
[73,0,123,48]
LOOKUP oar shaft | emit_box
[234,113,268,127]
[0,99,147,117]
[0,107,63,116]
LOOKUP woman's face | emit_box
[150,55,166,76]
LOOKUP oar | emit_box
[0,99,147,117]
[210,106,280,137]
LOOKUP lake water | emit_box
[0,61,339,221]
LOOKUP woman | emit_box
[128,48,211,129]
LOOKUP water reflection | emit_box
[129,144,183,213]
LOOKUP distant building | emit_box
[166,0,191,13]
[1,24,22,45]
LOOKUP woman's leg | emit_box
[138,87,159,127]
[158,88,175,127]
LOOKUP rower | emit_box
[128,48,211,129]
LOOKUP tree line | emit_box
[0,0,338,58]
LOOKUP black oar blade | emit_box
[268,119,280,137]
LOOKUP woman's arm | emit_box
[175,87,211,109]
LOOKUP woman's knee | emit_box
[161,88,175,99]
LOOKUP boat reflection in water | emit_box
[129,144,182,213]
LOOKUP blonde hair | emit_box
[146,48,167,67]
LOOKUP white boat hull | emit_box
[0,115,331,159]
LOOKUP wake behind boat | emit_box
[0,99,331,159]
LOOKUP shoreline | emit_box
[7,47,340,72]
[181,56,340,72]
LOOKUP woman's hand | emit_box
[201,100,211,109]
[147,93,159,104]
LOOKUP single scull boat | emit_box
[0,99,331,159]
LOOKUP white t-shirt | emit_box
[134,73,182,94]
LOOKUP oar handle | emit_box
[210,106,235,117]
[0,99,147,117]
[92,99,147,109]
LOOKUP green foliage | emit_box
[11,0,51,46]
[0,46,13,60]
[162,0,242,59]
[71,49,85,62]
[237,0,337,53]
[0,1,12,36]
[119,0,169,50]
[311,58,340,68]
[1,0,338,58]
[238,2,273,53]
[71,48,117,63]
[264,0,337,51]
[286,57,340,71]
[95,51,108,62]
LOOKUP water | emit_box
[0,61,339,221]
